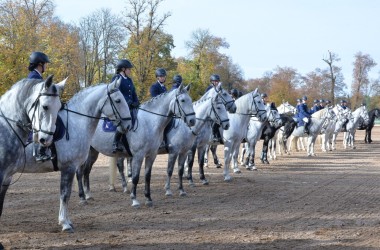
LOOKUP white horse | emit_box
[239,102,282,170]
[320,106,348,152]
[220,89,267,181]
[288,108,333,156]
[343,105,369,149]
[79,84,196,208]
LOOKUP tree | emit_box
[270,66,301,106]
[351,51,377,108]
[122,0,174,101]
[322,51,346,105]
[78,8,124,87]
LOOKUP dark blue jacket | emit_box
[150,81,167,97]
[310,105,321,114]
[27,70,43,79]
[112,74,139,107]
[171,82,180,91]
[205,84,214,93]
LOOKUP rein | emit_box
[235,92,266,118]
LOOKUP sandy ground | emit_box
[1,127,380,249]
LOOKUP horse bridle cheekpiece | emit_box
[210,97,229,125]
[174,92,195,124]
[250,92,266,118]
[215,87,235,110]
[104,85,132,127]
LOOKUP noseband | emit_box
[173,93,195,124]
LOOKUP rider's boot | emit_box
[112,131,124,153]
[35,146,51,162]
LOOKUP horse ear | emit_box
[109,77,121,90]
[177,83,184,92]
[253,88,258,95]
[55,77,68,96]
[184,83,191,92]
[44,74,54,89]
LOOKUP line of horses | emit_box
[1,77,378,233]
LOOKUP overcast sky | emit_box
[55,0,380,88]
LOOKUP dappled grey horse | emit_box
[5,80,131,232]
[106,82,237,193]
[319,107,347,152]
[343,105,369,149]
[0,76,64,225]
[79,84,196,208]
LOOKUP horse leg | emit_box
[165,152,178,196]
[109,157,118,191]
[130,156,144,208]
[0,175,11,217]
[246,142,257,171]
[59,167,76,232]
[240,142,247,166]
[223,141,234,181]
[186,146,196,187]
[76,146,99,203]
[116,157,128,193]
[261,139,270,164]
[211,145,222,168]
[368,128,373,143]
[203,144,209,168]
[177,153,188,196]
[143,155,156,207]
[197,146,209,185]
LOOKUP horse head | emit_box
[267,102,282,127]
[212,95,230,130]
[209,82,237,113]
[103,78,132,133]
[173,84,196,127]
[30,75,65,146]
[250,89,267,122]
[278,101,296,115]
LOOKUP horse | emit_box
[267,103,297,160]
[0,76,65,225]
[343,105,369,149]
[102,82,237,195]
[196,89,267,181]
[4,79,132,232]
[357,108,380,143]
[78,84,196,208]
[319,107,348,152]
[236,102,282,169]
[288,108,333,156]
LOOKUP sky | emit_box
[54,0,380,89]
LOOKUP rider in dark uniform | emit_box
[206,74,223,143]
[112,59,139,153]
[261,93,268,105]
[230,88,239,100]
[150,68,167,97]
[298,96,312,134]
[171,74,182,90]
[310,99,321,114]
[27,51,52,162]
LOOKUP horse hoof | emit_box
[179,191,187,197]
[188,181,196,187]
[79,200,88,205]
[86,196,94,201]
[233,169,241,174]
[123,187,128,193]
[215,164,222,168]
[264,160,270,164]
[62,226,74,233]
[224,175,232,182]
[204,163,208,168]
[132,200,140,208]
[165,190,173,196]
[201,179,209,185]
[145,200,153,207]
[109,186,116,192]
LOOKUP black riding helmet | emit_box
[116,59,133,70]
[173,74,182,84]
[29,51,50,64]
[261,93,268,98]
[155,68,167,77]
[210,74,220,82]
[230,88,238,97]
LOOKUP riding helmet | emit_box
[313,99,319,104]
[210,74,220,82]
[302,96,308,101]
[116,59,133,70]
[29,51,50,64]
[173,74,182,84]
[261,93,268,98]
[155,68,167,77]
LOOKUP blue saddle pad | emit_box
[102,119,117,132]
[27,115,66,142]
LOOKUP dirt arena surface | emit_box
[1,127,380,249]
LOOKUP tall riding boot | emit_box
[36,145,51,162]
[112,131,124,153]
[304,123,310,135]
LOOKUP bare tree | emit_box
[322,50,346,105]
[351,52,377,108]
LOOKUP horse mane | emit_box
[193,96,212,106]
[140,91,170,108]
[311,108,327,118]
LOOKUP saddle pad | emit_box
[102,119,117,132]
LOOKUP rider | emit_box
[27,51,52,162]
[324,100,331,108]
[298,96,312,134]
[310,99,320,114]
[111,59,139,153]
[206,74,222,144]
[150,68,167,97]
[339,100,350,131]
[261,93,269,105]
[171,74,182,90]
[230,88,239,100]
[319,99,325,109]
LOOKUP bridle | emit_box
[215,87,235,111]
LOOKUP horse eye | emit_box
[43,105,48,111]
[181,99,185,103]
[115,99,121,103]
